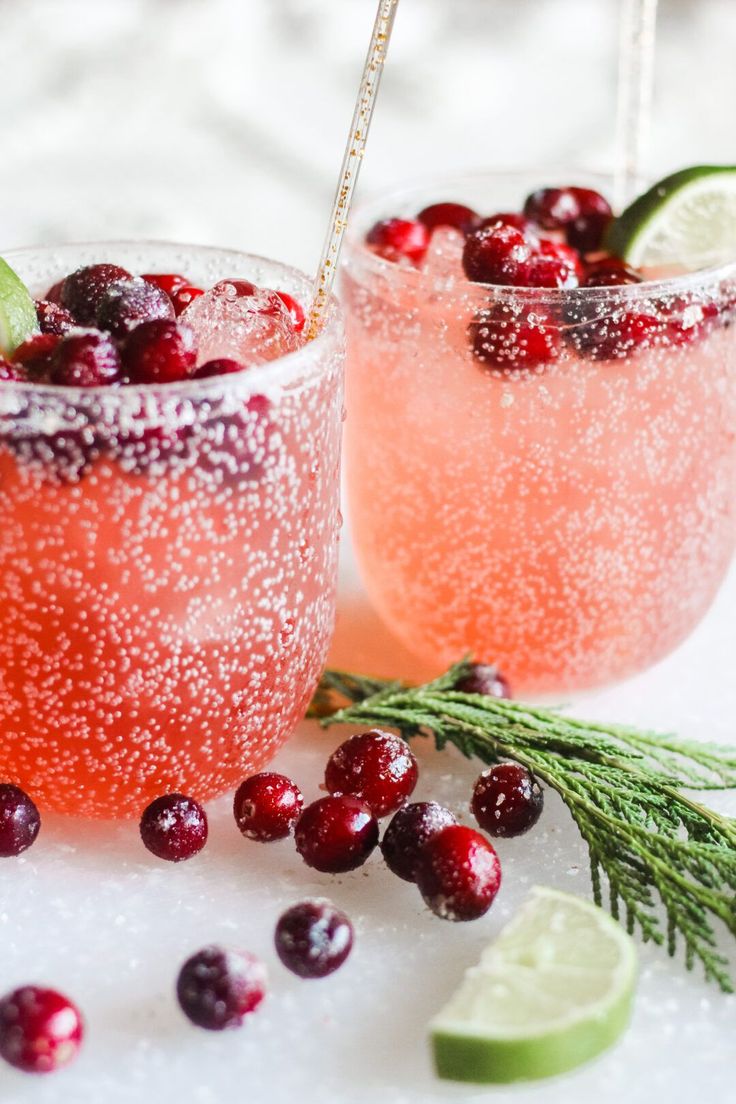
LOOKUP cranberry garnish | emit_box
[191,358,244,380]
[50,330,122,387]
[665,297,719,346]
[35,300,76,336]
[462,224,532,286]
[123,320,197,384]
[12,333,61,379]
[472,763,544,838]
[569,310,661,360]
[526,239,582,289]
[197,394,273,485]
[418,202,480,235]
[0,359,29,383]
[324,730,418,818]
[0,986,83,1074]
[233,772,304,842]
[294,795,378,874]
[583,257,643,287]
[141,273,189,298]
[523,187,580,231]
[176,946,266,1031]
[470,303,561,372]
[274,899,354,979]
[566,188,613,253]
[45,279,66,305]
[97,279,175,339]
[479,212,533,234]
[415,824,502,922]
[60,263,132,325]
[366,218,430,265]
[380,801,456,883]
[274,290,306,333]
[0,784,41,856]
[455,663,511,699]
[139,793,208,862]
[170,285,205,316]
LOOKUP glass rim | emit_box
[0,239,343,402]
[344,168,736,302]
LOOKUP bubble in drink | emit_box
[421,228,466,283]
[182,280,300,367]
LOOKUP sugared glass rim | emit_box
[344,168,736,302]
[0,240,343,401]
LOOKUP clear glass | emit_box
[0,242,344,817]
[342,171,736,693]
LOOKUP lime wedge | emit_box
[606,165,736,269]
[0,255,37,356]
[430,887,637,1084]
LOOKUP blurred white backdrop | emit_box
[0,0,733,273]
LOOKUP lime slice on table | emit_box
[606,165,736,269]
[0,255,37,357]
[430,886,637,1084]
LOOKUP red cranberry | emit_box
[171,285,205,316]
[566,188,613,253]
[141,272,189,298]
[0,784,41,856]
[470,303,561,372]
[197,394,273,485]
[416,824,502,922]
[97,279,175,339]
[523,187,580,230]
[274,290,306,333]
[0,986,83,1074]
[325,730,418,818]
[233,772,303,842]
[35,300,76,336]
[274,899,354,979]
[116,423,190,476]
[123,320,197,384]
[139,793,208,862]
[569,310,661,360]
[462,224,532,285]
[366,218,430,265]
[665,297,719,346]
[418,202,480,235]
[295,795,378,874]
[0,359,29,383]
[60,264,132,325]
[191,358,244,380]
[479,212,533,234]
[177,946,266,1031]
[380,801,456,883]
[12,333,61,379]
[50,330,122,387]
[455,663,511,699]
[472,763,544,838]
[526,239,582,289]
[45,279,66,305]
[584,257,643,287]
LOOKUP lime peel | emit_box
[0,255,38,356]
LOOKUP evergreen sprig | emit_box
[309,660,736,992]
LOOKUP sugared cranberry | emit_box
[35,300,76,336]
[462,224,532,286]
[233,772,303,842]
[139,793,208,862]
[141,272,189,299]
[569,310,661,360]
[123,320,197,384]
[416,824,502,922]
[470,303,561,372]
[12,333,60,379]
[380,801,456,883]
[171,285,205,316]
[295,795,378,874]
[0,784,41,857]
[191,358,244,380]
[566,188,613,253]
[0,359,29,383]
[479,212,533,234]
[455,663,511,699]
[97,279,175,339]
[176,946,266,1031]
[523,187,580,231]
[60,263,132,325]
[0,986,83,1073]
[274,899,354,979]
[275,290,306,333]
[366,218,430,265]
[418,202,480,235]
[324,730,418,818]
[526,239,582,289]
[472,763,544,838]
[50,330,122,387]
[665,296,719,346]
[45,279,66,305]
[583,257,643,287]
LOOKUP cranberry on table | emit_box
[233,772,303,842]
[35,300,76,336]
[139,792,208,861]
[0,986,83,1074]
[455,663,511,699]
[0,784,41,857]
[472,763,544,838]
[566,187,613,253]
[416,824,502,922]
[123,320,197,384]
[462,224,532,286]
[325,730,418,818]
[96,279,175,339]
[295,795,378,874]
[192,358,244,380]
[469,304,561,372]
[418,202,480,235]
[275,290,306,333]
[50,331,122,388]
[176,946,266,1031]
[60,263,132,325]
[380,801,456,883]
[366,218,430,265]
[275,899,354,979]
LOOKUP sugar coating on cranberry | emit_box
[455,663,511,699]
[60,263,132,325]
[462,224,532,286]
[139,793,208,861]
[418,202,480,235]
[470,303,561,373]
[0,783,41,857]
[295,795,378,874]
[0,358,29,383]
[123,320,197,384]
[35,300,76,336]
[472,763,544,838]
[97,279,175,339]
[480,212,534,235]
[233,772,303,842]
[50,330,122,388]
[176,946,266,1031]
[0,986,83,1074]
[380,801,457,883]
[366,218,430,265]
[324,730,418,818]
[416,824,502,922]
[275,899,354,979]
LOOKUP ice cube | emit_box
[421,227,465,282]
[181,279,300,367]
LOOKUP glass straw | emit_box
[306,0,400,340]
[614,0,659,209]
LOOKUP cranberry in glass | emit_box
[295,795,378,874]
[35,300,76,336]
[523,187,580,231]
[566,187,613,253]
[275,290,306,333]
[470,304,560,373]
[60,263,132,324]
[123,320,197,384]
[0,784,41,857]
[416,824,502,922]
[472,763,544,838]
[275,899,354,979]
[171,285,205,316]
[50,330,123,388]
[233,772,304,842]
[462,224,532,286]
[584,257,643,287]
[526,239,582,289]
[141,272,189,299]
[570,310,661,360]
[455,662,511,699]
[192,358,244,380]
[418,202,480,235]
[0,359,29,383]
[139,793,208,862]
[325,730,418,818]
[380,801,456,883]
[12,333,61,379]
[0,986,83,1074]
[366,218,430,265]
[177,946,266,1030]
[479,212,533,234]
[97,279,175,339]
